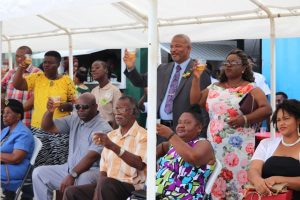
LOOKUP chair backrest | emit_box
[205,158,222,194]
[30,136,43,165]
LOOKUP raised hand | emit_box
[191,59,206,79]
[156,124,174,139]
[123,49,136,70]
[92,133,113,149]
[46,98,59,113]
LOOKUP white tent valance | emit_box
[1,0,300,52]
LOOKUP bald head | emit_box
[78,93,96,106]
[75,93,98,122]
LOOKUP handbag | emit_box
[239,93,258,115]
[243,183,293,200]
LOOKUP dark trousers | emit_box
[63,177,135,200]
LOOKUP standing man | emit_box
[63,96,147,200]
[1,46,41,127]
[32,93,112,200]
[123,34,211,139]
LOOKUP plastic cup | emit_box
[50,96,61,107]
[24,54,32,65]
[196,59,206,71]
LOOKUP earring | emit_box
[242,71,245,74]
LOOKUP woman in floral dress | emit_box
[190,49,272,199]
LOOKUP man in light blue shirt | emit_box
[32,93,112,200]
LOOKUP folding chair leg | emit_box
[14,166,32,200]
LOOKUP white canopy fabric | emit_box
[1,1,300,199]
[1,0,300,52]
[31,49,102,59]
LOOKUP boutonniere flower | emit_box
[182,70,192,78]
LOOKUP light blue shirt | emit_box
[159,58,191,120]
[1,121,34,191]
[54,112,112,170]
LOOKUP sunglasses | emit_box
[75,104,90,110]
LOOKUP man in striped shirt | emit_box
[1,46,41,127]
[63,95,147,200]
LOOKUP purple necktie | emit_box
[164,65,181,114]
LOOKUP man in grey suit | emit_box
[123,34,211,139]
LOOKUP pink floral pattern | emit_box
[207,83,256,200]
[224,152,239,167]
[237,170,248,185]
[211,177,227,199]
[210,119,225,135]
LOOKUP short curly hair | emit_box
[219,49,254,83]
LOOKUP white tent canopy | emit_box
[1,1,300,199]
[1,0,300,52]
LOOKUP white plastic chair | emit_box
[203,158,222,200]
[14,136,43,200]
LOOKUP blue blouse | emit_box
[1,121,34,191]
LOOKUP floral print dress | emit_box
[156,138,214,200]
[206,83,256,200]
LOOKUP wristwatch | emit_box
[69,170,78,178]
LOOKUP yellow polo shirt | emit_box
[25,72,75,128]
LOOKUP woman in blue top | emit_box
[1,99,34,200]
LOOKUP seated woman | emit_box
[248,99,300,199]
[1,99,34,200]
[156,105,215,199]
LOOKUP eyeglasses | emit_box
[75,104,90,110]
[223,61,242,66]
[113,108,132,114]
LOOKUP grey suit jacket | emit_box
[157,60,211,130]
[124,60,211,134]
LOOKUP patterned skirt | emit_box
[31,127,69,166]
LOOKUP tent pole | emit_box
[250,0,276,137]
[68,33,73,80]
[147,0,158,199]
[269,18,276,137]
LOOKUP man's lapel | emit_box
[160,62,175,98]
[174,59,194,98]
